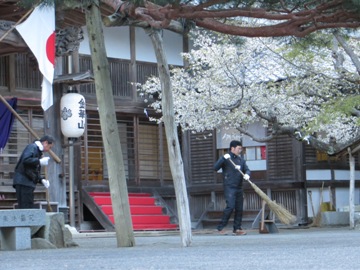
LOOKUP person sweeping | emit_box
[13,135,54,209]
[214,140,250,235]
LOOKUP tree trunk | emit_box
[85,1,135,247]
[146,28,192,247]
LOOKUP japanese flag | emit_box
[16,5,55,111]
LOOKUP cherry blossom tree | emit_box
[10,0,360,238]
[139,29,360,155]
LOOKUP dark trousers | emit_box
[15,185,35,209]
[217,186,244,231]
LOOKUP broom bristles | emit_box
[311,210,322,227]
[249,181,297,225]
[227,158,296,225]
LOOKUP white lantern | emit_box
[60,93,86,138]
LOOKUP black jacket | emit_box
[13,142,43,188]
[214,152,251,188]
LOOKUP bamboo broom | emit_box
[228,158,297,225]
[311,182,324,227]
[308,190,315,218]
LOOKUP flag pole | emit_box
[0,8,34,43]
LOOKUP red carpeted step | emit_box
[108,215,170,224]
[89,192,178,231]
[101,205,163,215]
[93,196,155,206]
[133,224,178,230]
[89,192,151,197]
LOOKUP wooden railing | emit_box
[0,53,160,102]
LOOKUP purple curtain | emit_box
[0,98,17,149]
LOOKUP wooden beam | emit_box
[0,8,33,43]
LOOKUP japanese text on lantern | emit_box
[78,98,85,129]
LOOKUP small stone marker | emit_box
[0,209,46,250]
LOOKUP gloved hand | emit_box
[39,157,50,166]
[41,179,50,189]
[243,174,250,181]
[223,154,230,160]
[235,165,241,170]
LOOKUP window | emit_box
[244,146,266,161]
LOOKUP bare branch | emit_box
[334,31,360,75]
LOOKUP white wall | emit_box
[135,27,183,65]
[306,169,360,181]
[306,169,360,217]
[247,160,266,171]
[306,170,332,180]
[79,25,183,65]
[307,187,360,217]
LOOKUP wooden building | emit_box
[1,2,359,231]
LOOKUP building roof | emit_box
[0,1,114,55]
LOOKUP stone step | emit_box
[201,209,261,230]
[206,209,260,219]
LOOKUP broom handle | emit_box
[227,158,254,184]
[0,94,61,163]
[44,166,53,212]
[308,190,315,217]
[227,155,296,225]
[227,158,246,177]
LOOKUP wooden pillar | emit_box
[293,139,307,225]
[129,26,137,100]
[349,149,355,229]
[44,81,65,207]
[71,52,84,224]
[8,54,15,92]
[44,56,65,207]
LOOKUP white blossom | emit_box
[139,30,360,146]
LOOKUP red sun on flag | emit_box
[46,32,55,67]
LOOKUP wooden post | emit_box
[348,148,355,229]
